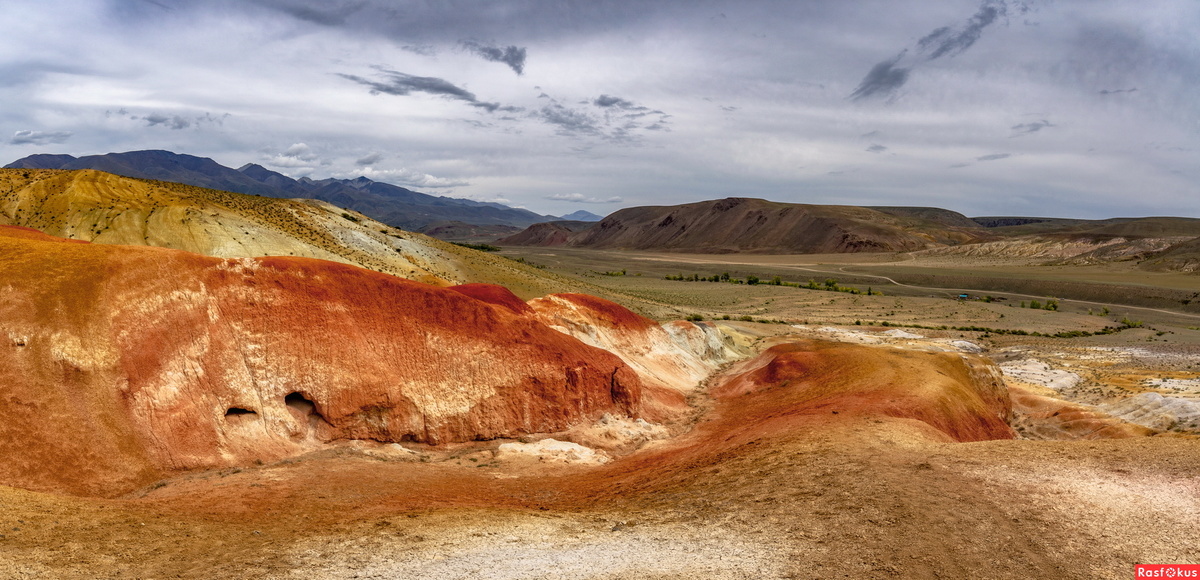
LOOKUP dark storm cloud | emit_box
[339,69,473,99]
[401,44,437,56]
[338,67,520,113]
[977,153,1011,161]
[131,112,225,130]
[866,144,887,153]
[461,41,527,75]
[10,130,73,145]
[244,0,688,45]
[356,152,383,165]
[918,0,1008,60]
[852,0,1021,101]
[850,54,911,101]
[1099,88,1138,95]
[143,113,192,129]
[1011,120,1053,135]
[531,92,668,142]
[593,94,645,110]
[536,102,600,136]
[253,0,366,26]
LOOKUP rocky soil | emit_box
[2,224,1198,578]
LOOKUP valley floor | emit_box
[3,247,1198,579]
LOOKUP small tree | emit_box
[746,275,760,285]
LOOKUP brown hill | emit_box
[1140,236,1200,273]
[972,215,1200,238]
[0,168,581,298]
[418,220,521,242]
[0,225,693,496]
[502,197,983,253]
[868,206,981,228]
[497,220,593,246]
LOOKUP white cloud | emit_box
[339,166,469,189]
[283,143,317,161]
[546,193,623,204]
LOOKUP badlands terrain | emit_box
[1,168,1199,578]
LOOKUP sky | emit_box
[2,0,1198,219]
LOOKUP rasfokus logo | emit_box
[1136,565,1200,578]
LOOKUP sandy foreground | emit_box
[2,330,1198,579]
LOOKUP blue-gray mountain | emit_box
[5,150,555,230]
[558,210,605,222]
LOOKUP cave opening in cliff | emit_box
[285,392,316,415]
[225,407,257,418]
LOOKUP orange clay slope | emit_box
[0,226,688,496]
[713,340,1016,443]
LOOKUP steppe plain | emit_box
[3,233,1199,579]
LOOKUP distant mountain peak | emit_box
[3,153,78,170]
[559,210,604,222]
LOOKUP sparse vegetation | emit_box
[662,273,880,295]
[859,320,1142,339]
[452,242,500,252]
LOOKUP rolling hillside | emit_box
[501,197,984,253]
[0,168,583,297]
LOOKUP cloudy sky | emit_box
[3,0,1198,219]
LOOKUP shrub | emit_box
[452,242,500,252]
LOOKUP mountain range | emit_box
[5,150,567,231]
